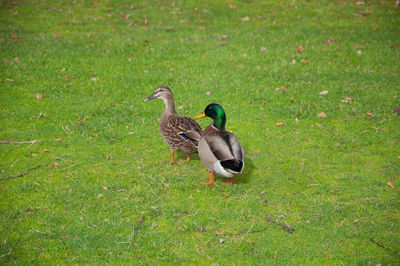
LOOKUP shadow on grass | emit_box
[235,157,255,184]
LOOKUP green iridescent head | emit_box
[195,103,226,130]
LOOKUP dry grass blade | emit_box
[0,140,37,145]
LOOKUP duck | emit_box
[144,86,203,164]
[195,103,244,185]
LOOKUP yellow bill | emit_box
[195,112,206,119]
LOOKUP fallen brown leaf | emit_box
[122,14,130,19]
[341,97,355,103]
[296,45,304,54]
[276,87,287,92]
[394,106,400,115]
[217,35,229,40]
[275,122,284,127]
[319,90,328,95]
[9,34,23,39]
[52,162,59,168]
[228,4,238,9]
[241,16,250,21]
[300,58,310,63]
[318,112,327,118]
[221,193,229,197]
[260,99,266,104]
[366,112,373,117]
[387,182,396,189]
[216,230,225,235]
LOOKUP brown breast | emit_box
[203,124,219,136]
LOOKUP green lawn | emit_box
[1,0,399,264]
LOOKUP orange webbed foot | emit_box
[169,151,175,164]
[202,172,216,186]
[223,178,235,185]
[185,154,191,162]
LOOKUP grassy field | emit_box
[1,0,399,264]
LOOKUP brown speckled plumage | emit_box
[144,86,203,163]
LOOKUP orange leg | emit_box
[223,178,235,184]
[203,172,216,185]
[169,151,174,164]
[185,154,191,162]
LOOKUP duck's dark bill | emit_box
[144,94,155,102]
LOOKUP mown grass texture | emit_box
[0,0,399,264]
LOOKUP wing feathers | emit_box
[205,131,243,162]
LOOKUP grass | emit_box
[0,0,399,264]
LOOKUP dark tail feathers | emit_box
[220,160,244,173]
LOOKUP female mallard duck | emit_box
[144,86,203,164]
[195,103,244,185]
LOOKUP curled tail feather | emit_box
[220,160,244,173]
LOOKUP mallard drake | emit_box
[195,103,244,185]
[144,86,203,164]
